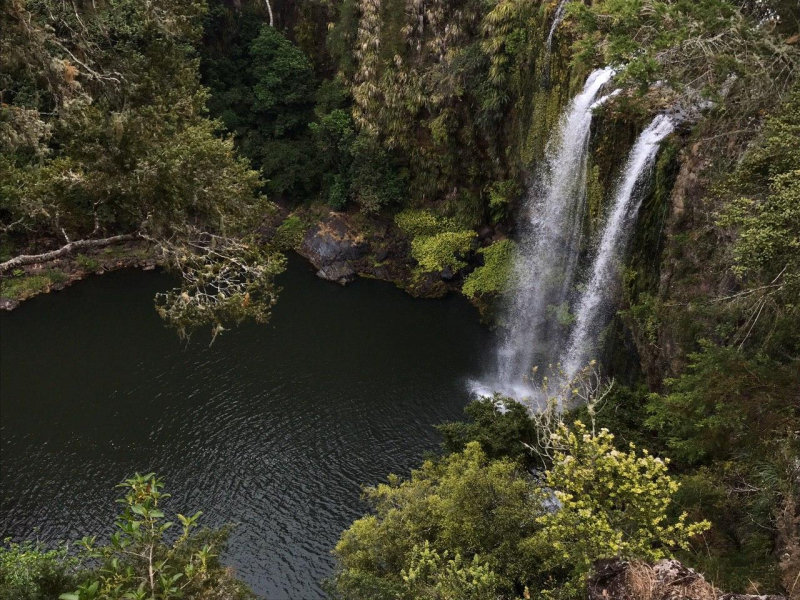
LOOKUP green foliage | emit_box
[0,475,251,600]
[394,210,459,238]
[719,84,800,304]
[333,422,706,599]
[395,209,476,272]
[0,0,284,336]
[349,133,408,213]
[331,442,539,599]
[411,231,476,272]
[200,7,319,201]
[248,26,318,198]
[487,180,520,224]
[400,542,501,600]
[646,343,797,466]
[339,0,553,214]
[568,0,797,107]
[310,105,356,209]
[59,473,252,600]
[273,215,309,251]
[0,540,76,600]
[528,422,709,591]
[438,396,537,462]
[462,239,515,298]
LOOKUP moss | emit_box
[463,239,515,298]
[586,163,604,233]
[273,215,309,250]
[394,209,459,238]
[75,254,101,271]
[411,231,475,272]
[0,270,69,301]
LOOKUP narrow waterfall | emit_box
[472,68,614,400]
[546,0,570,51]
[561,114,675,380]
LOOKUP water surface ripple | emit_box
[0,255,488,599]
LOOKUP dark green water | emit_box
[0,256,489,599]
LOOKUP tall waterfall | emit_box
[561,114,675,380]
[472,68,614,400]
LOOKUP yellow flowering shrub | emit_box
[527,421,710,589]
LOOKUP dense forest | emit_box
[1,0,799,598]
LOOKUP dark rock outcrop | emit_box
[317,262,357,285]
[298,213,369,285]
[588,559,786,600]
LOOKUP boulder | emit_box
[298,213,369,285]
[316,262,357,285]
[440,266,455,281]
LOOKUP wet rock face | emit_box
[300,214,369,267]
[316,262,357,285]
[588,559,786,600]
[298,213,369,285]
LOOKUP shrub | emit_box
[59,473,253,600]
[410,231,475,272]
[463,239,515,298]
[527,422,710,593]
[0,540,76,600]
[394,209,459,238]
[273,215,308,250]
[332,423,707,599]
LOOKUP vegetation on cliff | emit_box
[2,0,799,597]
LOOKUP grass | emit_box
[0,270,70,301]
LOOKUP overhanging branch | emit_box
[0,233,140,273]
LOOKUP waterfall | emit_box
[546,0,570,52]
[561,114,675,380]
[471,67,614,400]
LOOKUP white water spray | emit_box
[471,67,614,401]
[561,114,675,380]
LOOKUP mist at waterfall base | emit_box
[471,72,675,404]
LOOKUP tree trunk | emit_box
[0,234,140,273]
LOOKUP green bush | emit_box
[59,473,253,600]
[463,239,515,298]
[438,396,536,463]
[526,422,709,593]
[332,424,707,599]
[272,215,308,250]
[394,209,459,238]
[0,540,76,600]
[410,231,475,272]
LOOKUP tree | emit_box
[330,443,540,599]
[332,423,708,599]
[527,422,709,594]
[0,0,284,336]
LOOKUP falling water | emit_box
[472,68,614,400]
[561,114,675,380]
[546,0,570,52]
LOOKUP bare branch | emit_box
[0,233,139,273]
